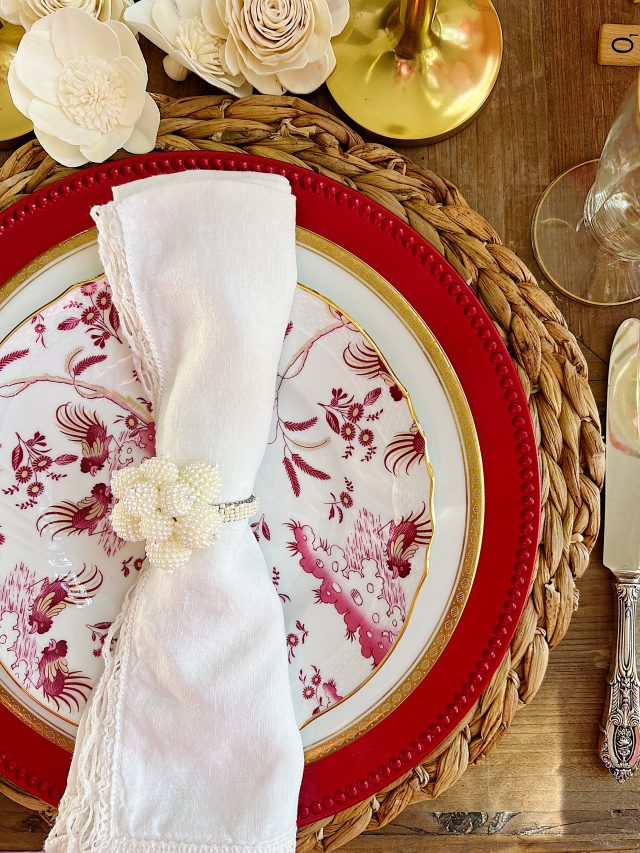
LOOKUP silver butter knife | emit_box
[601,317,640,782]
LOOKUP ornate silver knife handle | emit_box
[601,576,640,782]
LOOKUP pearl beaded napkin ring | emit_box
[110,456,259,573]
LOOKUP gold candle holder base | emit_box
[0,22,33,148]
[326,0,502,144]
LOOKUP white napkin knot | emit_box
[110,457,259,572]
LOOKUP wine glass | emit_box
[326,0,503,144]
[0,20,33,146]
[532,75,640,306]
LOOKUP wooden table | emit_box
[2,0,640,850]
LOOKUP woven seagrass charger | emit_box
[0,93,604,852]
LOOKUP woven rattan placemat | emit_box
[0,93,604,852]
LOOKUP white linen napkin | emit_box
[45,170,304,853]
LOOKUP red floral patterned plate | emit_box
[0,153,539,824]
[0,250,472,760]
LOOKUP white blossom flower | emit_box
[8,8,160,166]
[219,0,349,94]
[125,0,251,95]
[0,0,125,31]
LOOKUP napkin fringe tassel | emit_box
[45,572,144,853]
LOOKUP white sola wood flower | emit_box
[221,0,349,94]
[125,0,349,95]
[8,8,160,166]
[0,0,125,30]
[125,0,251,95]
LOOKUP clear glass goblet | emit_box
[532,75,640,305]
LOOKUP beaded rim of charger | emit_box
[110,457,259,573]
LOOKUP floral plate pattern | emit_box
[0,229,480,763]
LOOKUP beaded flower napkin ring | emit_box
[109,457,259,573]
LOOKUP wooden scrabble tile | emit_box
[598,23,640,65]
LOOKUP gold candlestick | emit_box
[326,0,502,144]
[0,21,33,147]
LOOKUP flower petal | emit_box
[189,61,252,94]
[225,75,253,97]
[277,49,332,93]
[13,30,62,105]
[106,20,148,76]
[111,55,147,124]
[125,0,175,54]
[224,33,242,75]
[2,0,39,27]
[123,93,160,153]
[79,123,132,162]
[29,99,100,145]
[300,0,332,63]
[241,65,284,94]
[163,54,190,80]
[325,0,349,36]
[159,37,249,93]
[7,60,33,116]
[151,0,181,43]
[226,35,282,92]
[0,0,30,25]
[102,0,126,21]
[198,72,250,96]
[175,0,201,20]
[18,11,36,28]
[0,0,21,26]
[51,7,121,64]
[34,129,89,166]
[202,0,228,37]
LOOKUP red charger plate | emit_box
[0,151,539,824]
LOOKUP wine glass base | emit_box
[325,0,502,144]
[0,23,33,147]
[532,160,640,306]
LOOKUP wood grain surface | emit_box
[2,0,640,850]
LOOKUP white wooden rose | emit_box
[8,8,160,166]
[219,0,349,94]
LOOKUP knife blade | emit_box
[601,317,640,782]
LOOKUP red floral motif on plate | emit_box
[0,276,433,734]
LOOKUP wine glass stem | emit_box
[584,183,640,261]
[396,0,437,58]
[583,185,613,253]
